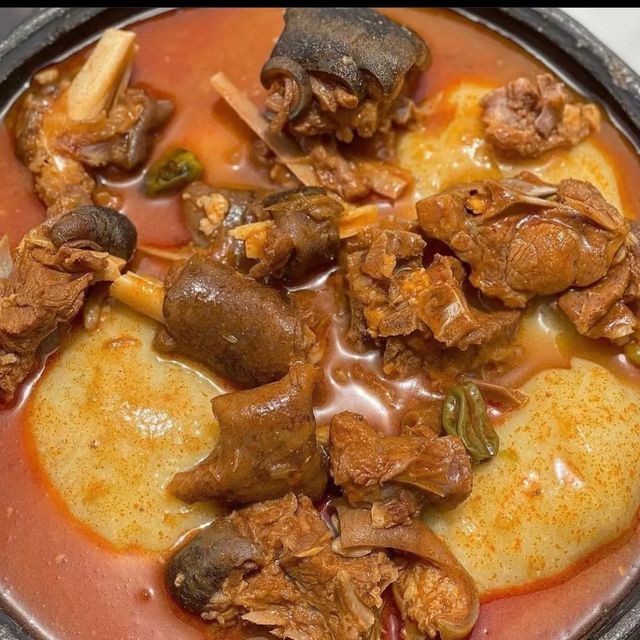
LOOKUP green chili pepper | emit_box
[442,381,499,463]
[143,148,203,197]
[624,341,640,368]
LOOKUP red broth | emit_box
[1,8,640,640]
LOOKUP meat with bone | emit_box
[481,73,600,158]
[0,206,134,404]
[156,256,315,388]
[9,31,173,217]
[169,364,327,504]
[168,494,397,640]
[329,411,472,527]
[416,172,638,343]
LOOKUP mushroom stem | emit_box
[210,72,318,187]
[109,271,165,322]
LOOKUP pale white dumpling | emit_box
[29,303,222,552]
[426,359,640,595]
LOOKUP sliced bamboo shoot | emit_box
[109,272,165,323]
[211,72,319,187]
[67,29,137,122]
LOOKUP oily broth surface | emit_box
[18,19,640,598]
[426,359,640,595]
[28,303,221,552]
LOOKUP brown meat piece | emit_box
[329,412,472,527]
[300,136,412,202]
[346,224,520,349]
[0,234,106,404]
[186,494,397,639]
[10,72,172,217]
[417,173,640,344]
[249,187,342,282]
[169,364,327,504]
[417,173,628,305]
[181,182,265,250]
[481,73,600,157]
[156,256,315,388]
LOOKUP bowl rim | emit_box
[1,7,640,640]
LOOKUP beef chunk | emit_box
[169,364,327,504]
[329,412,472,527]
[417,172,639,343]
[0,233,107,404]
[248,187,342,282]
[481,74,600,158]
[417,173,627,304]
[168,494,397,640]
[344,221,520,374]
[260,9,425,201]
[156,256,315,388]
[10,68,172,217]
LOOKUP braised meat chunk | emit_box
[330,411,472,527]
[169,364,327,504]
[344,221,521,380]
[247,187,342,282]
[9,29,172,217]
[337,507,479,640]
[0,206,134,404]
[417,173,639,343]
[156,256,315,388]
[261,8,428,201]
[168,494,397,640]
[481,74,600,157]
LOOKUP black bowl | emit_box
[1,7,639,640]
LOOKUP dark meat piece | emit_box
[329,412,472,527]
[481,74,600,157]
[0,234,107,404]
[10,71,172,217]
[249,187,342,282]
[169,364,327,504]
[262,8,428,138]
[261,8,425,202]
[49,205,137,260]
[168,494,397,639]
[156,256,315,388]
[167,518,260,613]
